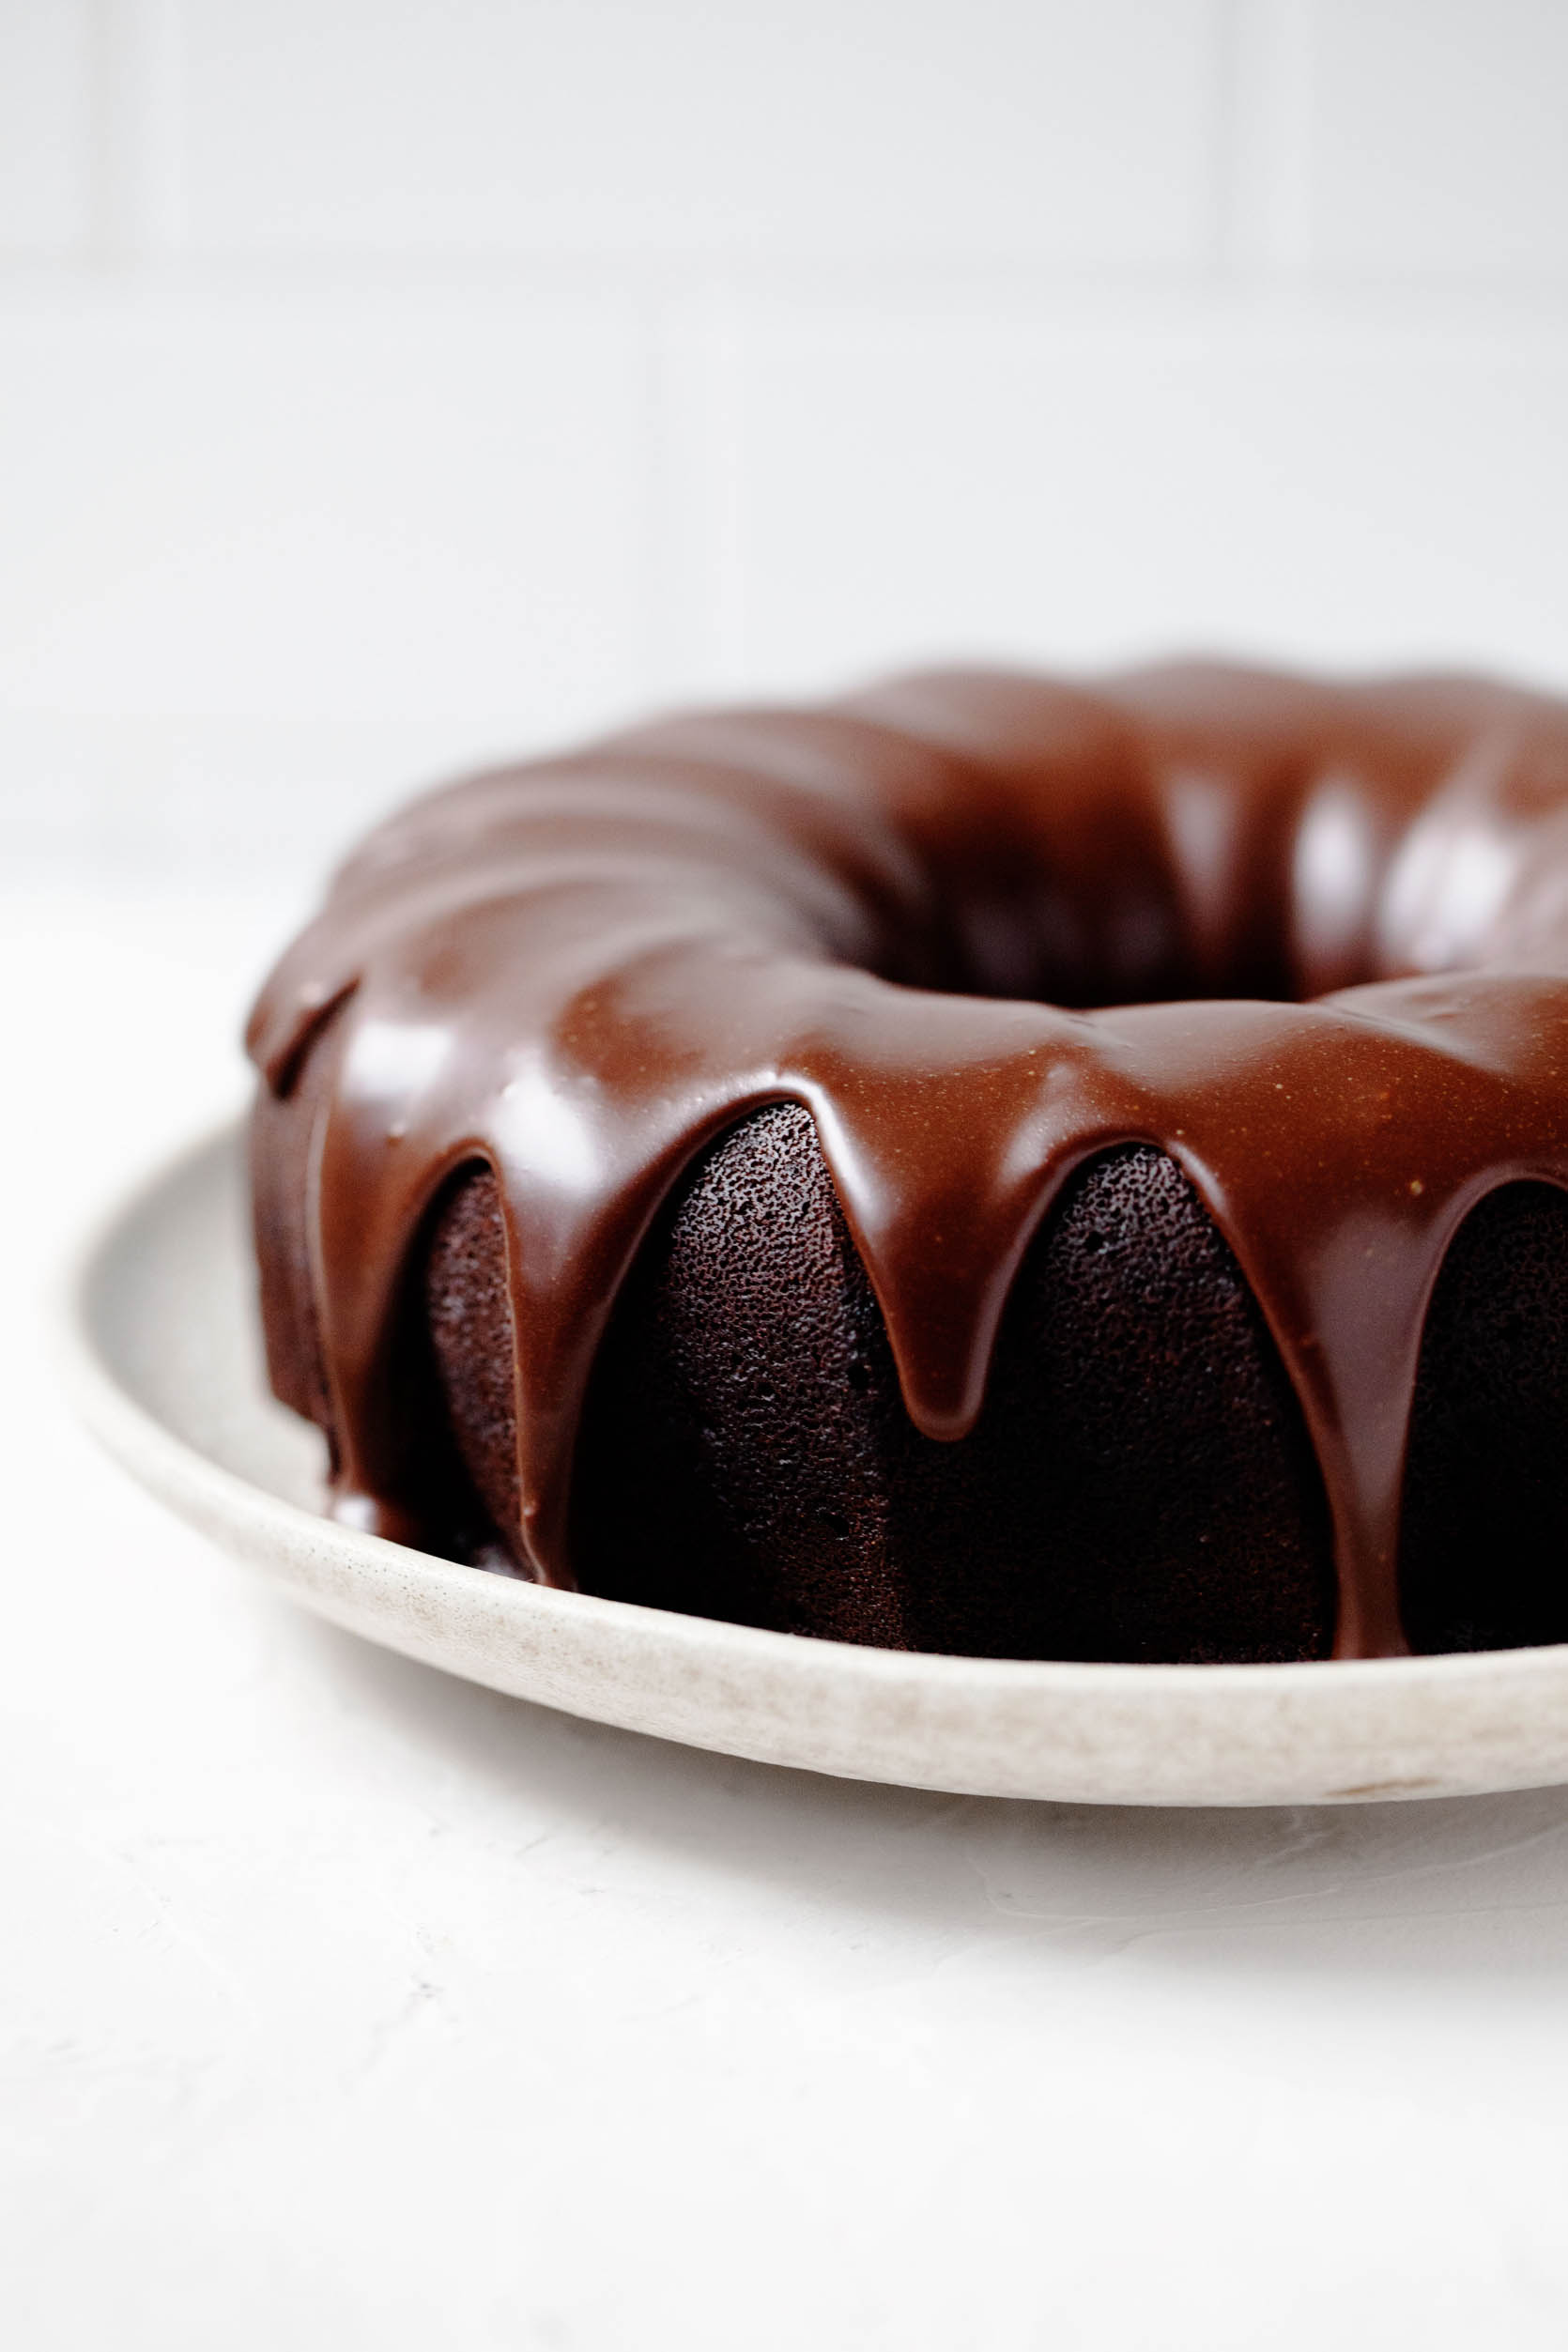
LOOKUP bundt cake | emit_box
[246,664,1568,1665]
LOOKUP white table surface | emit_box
[8,883,1568,2352]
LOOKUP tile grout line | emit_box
[89,0,187,268]
[1217,0,1320,290]
[653,286,753,700]
[2,245,1566,329]
[1208,0,1247,290]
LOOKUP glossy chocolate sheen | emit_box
[561,1113,1338,1661]
[246,662,1568,1659]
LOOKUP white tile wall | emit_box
[0,1,95,252]
[177,0,1223,268]
[1307,0,1568,279]
[709,305,1568,689]
[0,287,652,725]
[2,0,1567,878]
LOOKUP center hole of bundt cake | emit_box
[948,875,1303,1013]
[942,772,1399,1011]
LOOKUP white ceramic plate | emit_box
[62,1121,1568,1806]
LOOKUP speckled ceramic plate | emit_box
[62,1122,1568,1806]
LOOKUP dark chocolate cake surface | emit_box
[247,664,1568,1661]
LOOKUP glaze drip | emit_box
[246,664,1568,1657]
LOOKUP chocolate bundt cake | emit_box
[247,664,1568,1665]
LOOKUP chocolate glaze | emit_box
[246,663,1568,1659]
